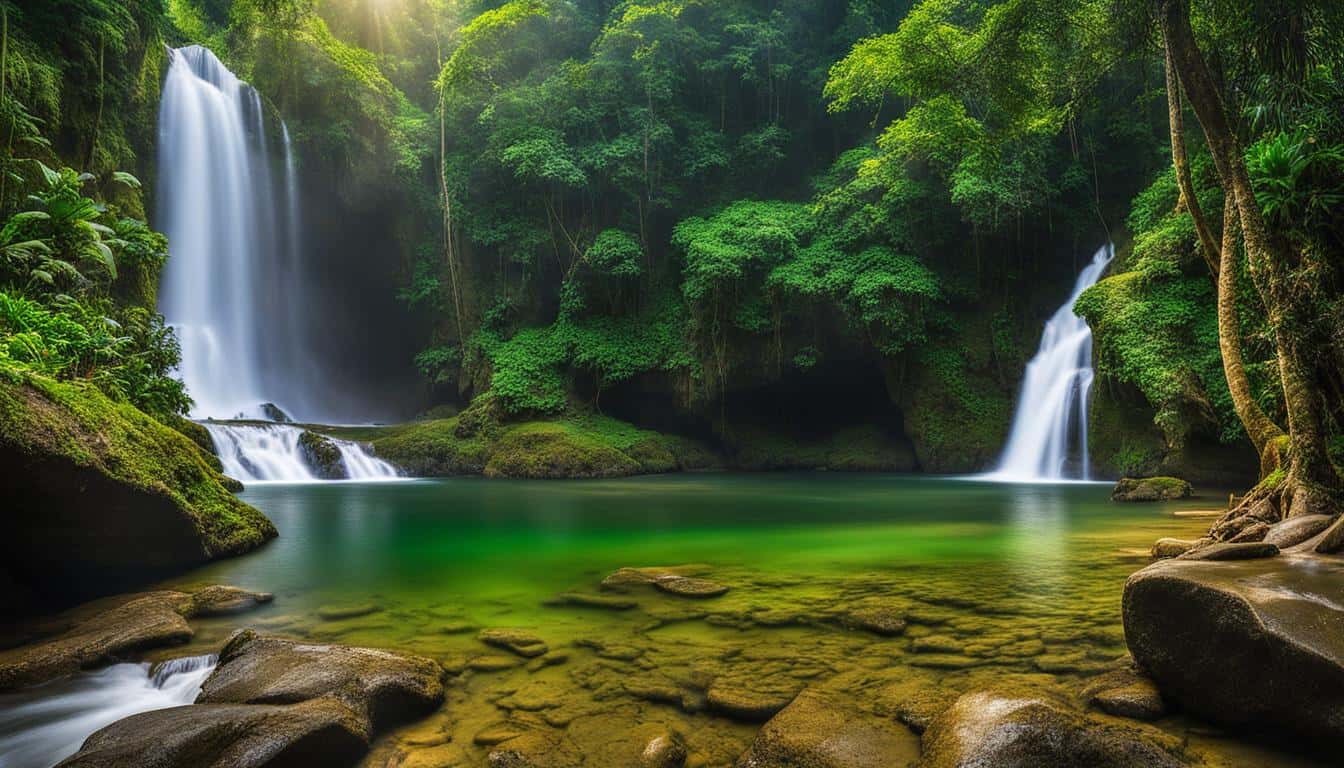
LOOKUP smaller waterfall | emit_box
[206,424,400,483]
[0,655,215,768]
[985,244,1114,482]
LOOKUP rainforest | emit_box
[1,0,1343,766]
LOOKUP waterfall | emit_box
[0,655,216,768]
[156,45,314,422]
[984,244,1114,482]
[205,423,400,483]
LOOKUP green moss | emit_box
[371,411,720,479]
[0,373,275,558]
[902,339,1012,473]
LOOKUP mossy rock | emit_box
[298,430,344,479]
[1111,476,1192,502]
[0,375,277,603]
[485,422,641,479]
[162,413,224,473]
[373,412,721,479]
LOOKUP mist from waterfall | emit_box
[156,45,317,422]
[983,244,1114,483]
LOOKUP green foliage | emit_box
[584,229,643,277]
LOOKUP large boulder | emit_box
[918,686,1187,768]
[1123,553,1344,747]
[0,586,271,691]
[57,630,444,768]
[0,377,276,604]
[1111,477,1192,502]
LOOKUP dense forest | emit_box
[2,0,1343,497]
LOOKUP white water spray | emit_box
[206,423,400,483]
[156,45,315,421]
[984,244,1113,482]
[0,655,215,768]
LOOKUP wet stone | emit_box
[654,576,729,598]
[479,628,549,658]
[706,677,802,721]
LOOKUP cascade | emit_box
[983,244,1114,482]
[205,423,400,483]
[0,655,216,768]
[156,46,399,480]
[156,45,316,422]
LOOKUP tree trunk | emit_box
[1163,37,1219,277]
[1216,199,1284,471]
[1161,0,1339,514]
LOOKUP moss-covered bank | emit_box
[0,374,276,606]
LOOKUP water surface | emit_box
[136,474,1316,766]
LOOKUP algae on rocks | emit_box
[0,375,277,604]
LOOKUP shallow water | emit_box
[120,474,1321,766]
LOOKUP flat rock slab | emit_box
[58,630,444,768]
[735,688,920,768]
[478,629,548,658]
[1124,552,1344,745]
[654,576,728,598]
[543,592,638,610]
[707,678,801,722]
[0,586,270,691]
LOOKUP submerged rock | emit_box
[1082,664,1167,721]
[479,628,549,658]
[735,688,920,768]
[1111,477,1192,502]
[58,630,444,768]
[0,378,276,604]
[600,565,727,598]
[1123,553,1344,746]
[919,687,1186,768]
[707,677,801,722]
[298,430,345,479]
[0,586,270,691]
[487,730,582,768]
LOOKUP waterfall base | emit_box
[205,423,401,483]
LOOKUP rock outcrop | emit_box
[57,630,444,768]
[1111,477,1192,502]
[298,430,344,479]
[0,586,271,691]
[1123,553,1344,747]
[0,377,276,604]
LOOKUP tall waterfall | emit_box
[985,244,1114,482]
[206,424,400,483]
[157,45,314,422]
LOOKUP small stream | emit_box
[0,655,215,768]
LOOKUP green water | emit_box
[153,474,1312,767]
